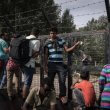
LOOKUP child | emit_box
[99,64,110,110]
[71,71,96,110]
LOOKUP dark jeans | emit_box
[48,62,67,97]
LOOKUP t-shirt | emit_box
[0,38,9,60]
[74,80,96,107]
[25,87,56,107]
[25,35,40,68]
[44,37,66,62]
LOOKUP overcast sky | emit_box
[54,0,107,29]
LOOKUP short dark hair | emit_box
[31,27,40,35]
[43,77,51,87]
[80,71,89,80]
[50,27,58,33]
[13,33,21,38]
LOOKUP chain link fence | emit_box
[31,30,106,99]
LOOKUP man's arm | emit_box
[32,51,39,58]
[3,47,9,53]
[64,41,80,53]
[22,88,36,110]
[50,105,56,110]
[2,41,9,53]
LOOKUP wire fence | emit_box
[0,0,106,34]
[0,0,108,101]
[29,31,107,99]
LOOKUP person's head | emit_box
[31,27,39,37]
[13,33,21,38]
[40,77,51,95]
[43,77,51,91]
[2,32,9,40]
[49,27,58,39]
[80,71,90,80]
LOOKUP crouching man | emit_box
[22,77,56,110]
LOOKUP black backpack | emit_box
[9,36,32,65]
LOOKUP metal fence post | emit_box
[104,0,110,64]
[67,38,73,100]
[107,23,110,64]
[40,39,44,85]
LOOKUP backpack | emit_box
[9,36,33,65]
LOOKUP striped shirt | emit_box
[45,37,66,62]
[99,64,110,109]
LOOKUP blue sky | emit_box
[54,0,107,29]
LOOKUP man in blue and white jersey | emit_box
[44,27,79,103]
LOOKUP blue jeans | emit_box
[48,62,67,97]
[0,60,7,88]
[22,66,35,88]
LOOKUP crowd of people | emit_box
[0,27,110,110]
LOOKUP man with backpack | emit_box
[9,28,40,101]
[22,28,40,101]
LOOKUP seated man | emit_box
[22,77,56,110]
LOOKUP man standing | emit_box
[22,27,40,101]
[0,35,9,88]
[44,27,79,103]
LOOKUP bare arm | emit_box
[64,41,80,53]
[32,51,39,58]
[3,47,9,53]
[50,105,56,110]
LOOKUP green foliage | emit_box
[59,9,76,33]
[83,35,105,65]
[79,16,108,31]
[0,0,60,34]
[78,16,107,65]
